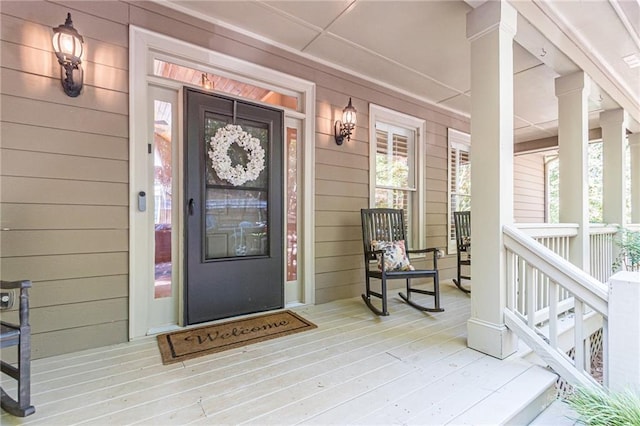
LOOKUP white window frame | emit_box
[447,128,471,254]
[369,104,425,249]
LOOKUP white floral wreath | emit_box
[208,124,265,186]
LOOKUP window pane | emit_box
[205,189,268,259]
[154,59,299,111]
[286,127,298,281]
[376,128,414,189]
[450,148,471,197]
[154,100,172,299]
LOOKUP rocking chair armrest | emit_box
[0,280,31,290]
[364,249,386,264]
[458,242,471,252]
[365,249,385,257]
[407,247,440,268]
[407,247,438,254]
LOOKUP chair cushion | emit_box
[372,240,415,271]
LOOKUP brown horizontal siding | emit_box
[1,122,128,160]
[30,321,128,360]
[29,275,129,308]
[0,252,128,283]
[2,149,128,183]
[1,176,128,205]
[514,152,545,223]
[1,204,128,230]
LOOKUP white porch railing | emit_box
[504,224,609,390]
[513,224,576,315]
[589,224,618,282]
[512,223,617,313]
[515,223,619,281]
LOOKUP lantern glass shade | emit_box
[334,97,357,145]
[52,13,84,65]
[52,31,83,63]
[52,13,84,97]
[342,98,357,129]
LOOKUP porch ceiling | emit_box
[165,0,640,143]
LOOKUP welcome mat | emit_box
[157,310,316,365]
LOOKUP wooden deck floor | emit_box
[1,282,554,425]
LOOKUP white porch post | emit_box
[608,271,640,393]
[600,109,627,227]
[630,133,640,224]
[555,72,591,272]
[466,1,518,359]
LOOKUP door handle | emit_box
[188,198,195,216]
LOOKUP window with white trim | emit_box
[369,105,425,249]
[447,128,471,254]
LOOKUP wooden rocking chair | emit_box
[453,211,471,293]
[360,208,443,316]
[1,280,35,417]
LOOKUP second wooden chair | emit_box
[453,211,471,293]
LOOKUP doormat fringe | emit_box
[157,310,316,364]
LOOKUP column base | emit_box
[467,317,518,359]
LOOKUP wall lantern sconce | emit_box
[201,73,214,90]
[334,97,357,145]
[52,13,84,97]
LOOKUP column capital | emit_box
[629,133,640,146]
[600,108,627,126]
[555,71,591,97]
[466,0,517,42]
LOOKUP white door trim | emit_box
[129,26,316,339]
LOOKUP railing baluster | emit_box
[518,256,525,314]
[603,317,609,388]
[526,263,535,328]
[548,280,559,348]
[506,249,515,310]
[574,300,585,374]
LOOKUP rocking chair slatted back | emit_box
[453,211,471,251]
[453,211,471,293]
[361,208,406,263]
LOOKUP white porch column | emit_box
[608,271,640,393]
[555,72,591,272]
[600,109,627,227]
[466,1,518,359]
[630,133,640,224]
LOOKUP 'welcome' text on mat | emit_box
[157,310,316,364]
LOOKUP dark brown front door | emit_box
[184,88,284,325]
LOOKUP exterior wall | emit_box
[1,0,469,358]
[514,152,546,223]
[0,1,130,359]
